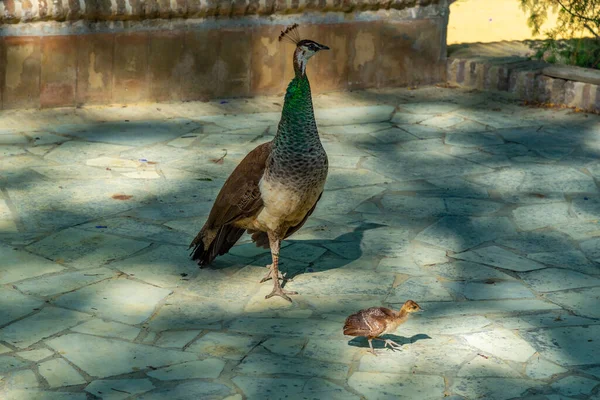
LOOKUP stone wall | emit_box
[0,0,450,109]
[447,56,600,114]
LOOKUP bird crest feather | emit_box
[278,24,301,44]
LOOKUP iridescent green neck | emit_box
[273,74,318,150]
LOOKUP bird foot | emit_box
[259,264,290,283]
[265,284,297,302]
[383,339,403,351]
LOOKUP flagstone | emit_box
[71,319,140,341]
[0,288,44,327]
[54,279,171,324]
[14,268,115,297]
[349,372,445,400]
[453,246,546,272]
[38,358,86,388]
[46,334,196,378]
[25,228,150,269]
[186,332,261,361]
[147,358,225,380]
[84,379,155,400]
[0,244,64,285]
[0,307,89,349]
[16,349,54,363]
[416,217,516,252]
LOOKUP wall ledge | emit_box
[0,0,447,24]
[447,55,600,113]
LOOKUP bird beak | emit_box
[318,44,330,51]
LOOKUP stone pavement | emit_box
[0,86,600,400]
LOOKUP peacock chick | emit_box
[343,300,423,355]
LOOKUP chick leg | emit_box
[368,338,377,356]
[374,337,403,351]
[265,233,297,302]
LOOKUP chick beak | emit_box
[318,44,330,51]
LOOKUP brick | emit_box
[247,0,260,13]
[564,81,587,108]
[148,31,185,102]
[476,62,488,89]
[157,0,172,17]
[535,75,553,104]
[173,0,189,16]
[509,68,541,100]
[3,0,16,21]
[204,0,220,16]
[250,25,288,96]
[113,32,149,103]
[115,0,127,17]
[180,30,219,101]
[550,78,566,105]
[564,81,576,106]
[22,0,36,20]
[377,19,443,88]
[464,60,476,87]
[497,65,510,91]
[128,0,144,16]
[486,65,502,91]
[187,0,204,15]
[581,83,592,110]
[217,0,234,16]
[523,71,540,101]
[217,29,251,97]
[76,33,114,105]
[41,36,76,108]
[446,58,460,85]
[144,0,160,18]
[348,22,381,90]
[456,59,466,84]
[3,36,41,109]
[39,0,49,18]
[49,0,66,20]
[66,0,81,19]
[231,0,248,15]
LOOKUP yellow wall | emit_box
[447,0,559,44]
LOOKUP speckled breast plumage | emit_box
[263,74,328,198]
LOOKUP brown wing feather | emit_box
[204,141,272,229]
[189,142,272,265]
[343,307,392,338]
[250,192,323,249]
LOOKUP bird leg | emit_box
[367,338,377,356]
[373,337,403,351]
[265,233,297,302]
[259,263,289,283]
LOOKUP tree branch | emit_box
[583,23,600,39]
[556,0,598,23]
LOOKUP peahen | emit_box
[189,25,329,302]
